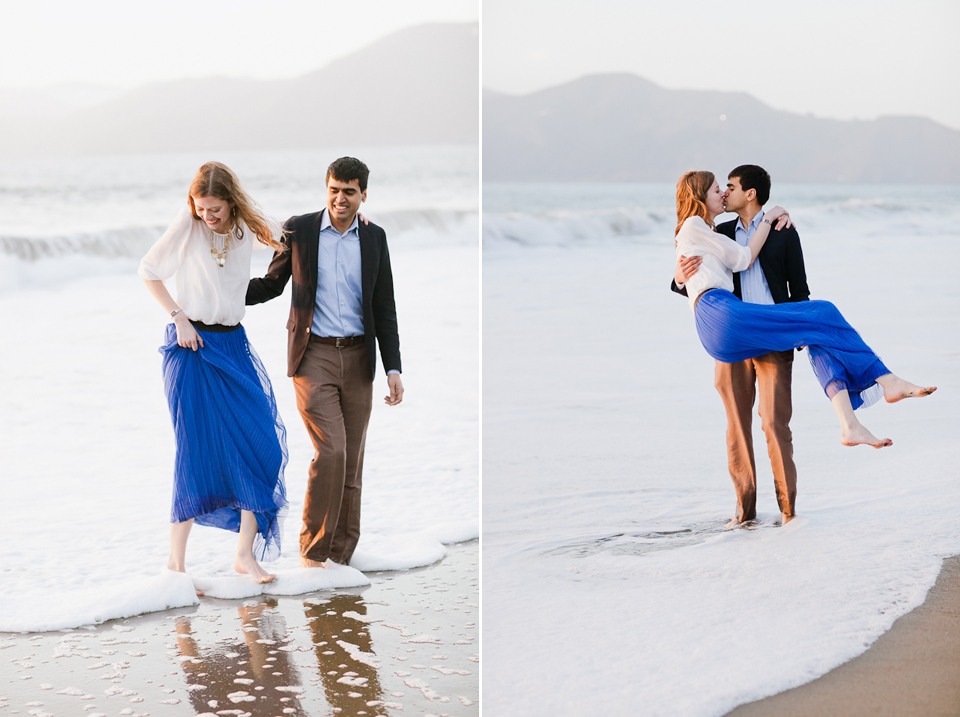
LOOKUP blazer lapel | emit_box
[358,220,374,307]
[719,222,743,298]
[306,210,323,298]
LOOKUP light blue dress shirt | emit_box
[312,211,365,337]
[734,210,775,305]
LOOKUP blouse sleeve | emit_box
[678,217,752,272]
[138,206,195,281]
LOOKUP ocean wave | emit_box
[483,208,669,248]
[374,209,477,234]
[1,227,162,261]
[483,196,960,250]
[835,197,904,211]
[781,199,960,236]
[795,196,921,219]
[0,210,478,292]
[1,209,477,263]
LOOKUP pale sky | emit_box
[2,0,478,89]
[483,0,960,131]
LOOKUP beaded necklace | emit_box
[208,227,232,267]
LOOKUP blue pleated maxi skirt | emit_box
[159,323,288,561]
[695,290,889,410]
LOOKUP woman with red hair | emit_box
[140,162,288,591]
[675,170,935,449]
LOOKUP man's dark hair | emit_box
[728,165,771,206]
[326,157,370,192]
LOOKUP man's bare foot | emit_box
[878,375,937,404]
[234,554,276,584]
[300,556,329,568]
[841,424,892,448]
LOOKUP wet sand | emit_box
[0,540,477,717]
[727,555,960,717]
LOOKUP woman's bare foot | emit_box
[877,374,937,404]
[166,560,204,597]
[234,554,276,584]
[841,424,892,448]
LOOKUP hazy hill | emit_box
[0,84,125,119]
[0,22,478,157]
[483,73,960,183]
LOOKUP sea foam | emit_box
[1,571,198,634]
[483,182,960,716]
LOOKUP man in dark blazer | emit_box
[672,165,809,526]
[247,157,403,567]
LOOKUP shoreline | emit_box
[1,540,478,717]
[727,554,960,717]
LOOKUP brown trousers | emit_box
[714,350,797,522]
[292,340,373,564]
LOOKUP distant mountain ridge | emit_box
[483,73,960,183]
[0,22,478,157]
[0,83,126,119]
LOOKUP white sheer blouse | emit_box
[675,215,752,313]
[138,206,268,326]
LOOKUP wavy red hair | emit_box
[188,162,285,252]
[675,171,716,236]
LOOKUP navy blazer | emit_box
[246,210,401,379]
[671,217,810,304]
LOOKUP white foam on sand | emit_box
[350,531,449,572]
[261,562,371,596]
[188,560,372,599]
[483,193,960,717]
[420,520,482,545]
[1,571,198,633]
[188,575,263,600]
[0,239,478,633]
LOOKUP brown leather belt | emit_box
[310,334,365,347]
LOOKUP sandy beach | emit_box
[0,540,477,717]
[727,554,960,716]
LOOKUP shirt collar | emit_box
[320,209,360,236]
[736,209,765,234]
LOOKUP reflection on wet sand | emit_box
[1,542,476,716]
[175,598,309,716]
[173,592,392,716]
[304,593,386,712]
